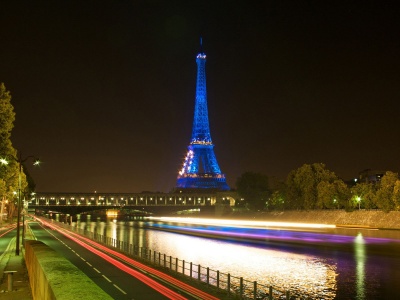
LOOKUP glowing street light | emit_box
[0,153,41,255]
[356,196,361,210]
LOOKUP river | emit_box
[51,213,400,300]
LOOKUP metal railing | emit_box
[48,219,312,299]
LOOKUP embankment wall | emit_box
[24,240,112,300]
[244,210,400,229]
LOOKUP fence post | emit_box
[217,270,220,289]
[190,262,193,278]
[170,256,172,269]
[253,281,257,300]
[240,277,243,298]
[182,260,185,275]
[227,273,231,296]
[164,254,166,268]
[176,258,178,272]
[269,286,273,300]
[207,267,210,285]
[159,252,161,265]
[198,264,201,281]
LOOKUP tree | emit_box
[0,83,15,156]
[350,182,377,210]
[0,83,23,221]
[317,179,350,209]
[393,180,400,210]
[285,163,339,210]
[317,181,335,209]
[235,172,270,210]
[375,171,399,212]
[269,189,286,210]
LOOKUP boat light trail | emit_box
[148,217,336,229]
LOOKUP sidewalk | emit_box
[0,236,33,299]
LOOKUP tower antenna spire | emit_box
[200,36,203,53]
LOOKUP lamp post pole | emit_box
[16,160,22,255]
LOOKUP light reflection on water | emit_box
[355,233,366,300]
[151,231,337,298]
[65,216,400,300]
[73,218,337,298]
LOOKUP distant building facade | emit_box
[358,169,385,184]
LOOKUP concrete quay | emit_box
[0,236,32,299]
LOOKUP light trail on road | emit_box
[0,225,16,237]
[37,218,219,300]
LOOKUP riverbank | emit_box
[227,210,400,230]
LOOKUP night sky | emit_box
[1,1,399,193]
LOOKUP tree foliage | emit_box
[0,83,25,221]
[285,163,344,210]
[0,83,15,155]
[375,171,399,212]
[235,172,270,210]
[234,165,400,212]
[350,182,377,210]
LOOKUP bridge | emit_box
[28,191,238,215]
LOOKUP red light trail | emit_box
[37,218,219,300]
[0,225,16,237]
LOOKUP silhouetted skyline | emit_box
[1,1,399,192]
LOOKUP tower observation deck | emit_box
[176,44,230,191]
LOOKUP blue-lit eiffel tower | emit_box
[176,42,230,191]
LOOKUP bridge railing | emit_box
[30,192,222,207]
[49,218,311,300]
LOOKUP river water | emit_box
[52,214,400,300]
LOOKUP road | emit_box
[28,220,218,300]
[0,224,17,257]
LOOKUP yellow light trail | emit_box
[148,217,336,229]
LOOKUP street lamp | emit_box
[356,196,361,210]
[0,153,40,255]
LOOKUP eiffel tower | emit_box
[176,41,230,191]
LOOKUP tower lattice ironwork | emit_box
[176,45,229,190]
